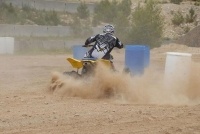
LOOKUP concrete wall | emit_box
[0,24,102,53]
[0,24,71,37]
[14,38,89,53]
[3,0,95,13]
[0,24,102,37]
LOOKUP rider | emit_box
[82,24,124,61]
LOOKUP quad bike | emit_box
[63,57,113,79]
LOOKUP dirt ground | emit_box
[1,44,200,134]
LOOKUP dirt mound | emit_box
[151,43,200,54]
[176,25,200,47]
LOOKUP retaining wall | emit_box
[0,24,102,37]
[2,0,95,13]
[14,38,85,53]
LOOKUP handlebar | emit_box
[82,45,93,47]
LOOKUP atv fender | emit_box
[67,58,83,69]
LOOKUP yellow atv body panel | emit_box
[67,57,111,69]
[67,58,83,69]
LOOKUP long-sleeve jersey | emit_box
[84,33,123,60]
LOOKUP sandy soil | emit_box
[1,44,200,134]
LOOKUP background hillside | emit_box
[1,0,200,50]
[1,0,200,41]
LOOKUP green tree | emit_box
[171,10,184,26]
[81,19,93,37]
[118,0,132,16]
[77,1,90,19]
[114,11,130,42]
[93,0,132,40]
[128,0,164,48]
[45,10,60,25]
[114,0,131,42]
[70,16,82,36]
[170,0,183,4]
[93,0,132,24]
[93,0,118,23]
[70,16,93,38]
[185,7,197,23]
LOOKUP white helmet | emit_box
[103,24,114,34]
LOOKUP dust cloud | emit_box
[49,62,200,105]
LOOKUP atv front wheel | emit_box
[63,71,81,79]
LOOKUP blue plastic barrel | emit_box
[144,45,150,68]
[73,45,87,60]
[125,45,146,76]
